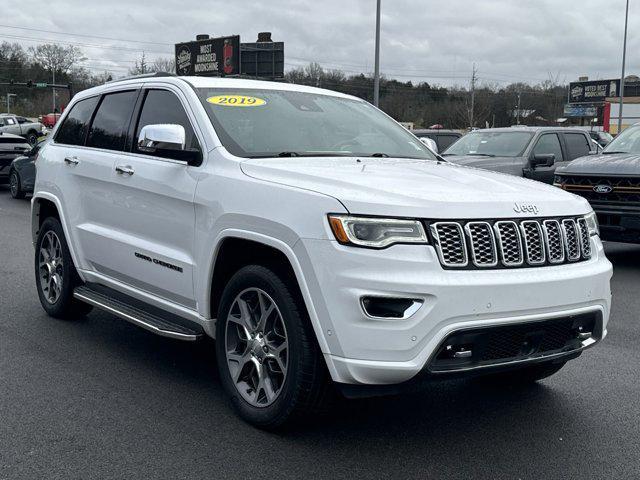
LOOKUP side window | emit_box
[564,133,592,160]
[5,117,16,125]
[134,89,200,159]
[532,133,564,162]
[437,134,459,151]
[87,90,137,151]
[17,117,28,124]
[55,96,100,146]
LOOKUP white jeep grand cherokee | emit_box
[32,74,612,428]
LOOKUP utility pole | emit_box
[469,63,477,128]
[516,91,522,125]
[373,0,381,107]
[52,68,56,113]
[6,93,16,113]
[618,0,630,134]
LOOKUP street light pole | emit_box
[618,0,630,134]
[6,93,16,113]
[373,0,381,107]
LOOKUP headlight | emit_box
[328,215,428,248]
[584,211,599,236]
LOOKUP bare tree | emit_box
[28,44,85,74]
[128,52,149,75]
[152,57,176,74]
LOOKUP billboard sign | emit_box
[569,79,620,104]
[563,105,598,117]
[174,35,240,76]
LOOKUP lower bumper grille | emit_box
[428,312,599,373]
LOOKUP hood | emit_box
[558,152,640,176]
[442,154,516,170]
[240,157,591,219]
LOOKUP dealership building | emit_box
[564,76,640,133]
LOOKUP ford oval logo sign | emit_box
[593,184,613,194]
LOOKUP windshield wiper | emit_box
[368,153,389,157]
[277,151,300,157]
[602,151,629,154]
[466,153,495,157]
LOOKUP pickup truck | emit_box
[0,114,46,145]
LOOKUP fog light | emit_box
[360,296,423,319]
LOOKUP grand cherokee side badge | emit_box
[513,203,539,214]
[593,184,613,194]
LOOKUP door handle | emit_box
[115,165,135,176]
[64,156,79,165]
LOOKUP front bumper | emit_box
[298,236,612,385]
[594,207,640,243]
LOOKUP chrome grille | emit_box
[520,221,545,265]
[495,221,523,266]
[561,219,581,261]
[431,222,467,267]
[542,220,565,264]
[465,222,497,267]
[577,218,591,258]
[430,217,591,269]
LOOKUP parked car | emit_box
[8,140,43,198]
[32,75,611,429]
[0,132,31,185]
[588,130,613,148]
[0,114,46,145]
[555,123,640,244]
[442,127,596,184]
[413,129,462,153]
[40,112,62,129]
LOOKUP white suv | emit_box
[32,74,612,428]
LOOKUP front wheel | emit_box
[27,132,38,146]
[35,217,92,319]
[9,170,25,199]
[216,265,332,429]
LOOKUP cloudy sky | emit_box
[2,0,638,87]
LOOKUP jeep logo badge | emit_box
[593,184,613,194]
[513,203,539,214]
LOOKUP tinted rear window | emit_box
[564,133,591,160]
[55,96,100,146]
[87,91,137,151]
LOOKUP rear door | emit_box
[52,91,138,274]
[100,87,203,309]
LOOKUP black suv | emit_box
[0,132,31,185]
[555,123,640,243]
[442,127,596,184]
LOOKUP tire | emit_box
[480,361,566,385]
[27,131,38,146]
[35,217,93,319]
[216,265,332,429]
[9,170,25,199]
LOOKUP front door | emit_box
[525,133,565,184]
[103,87,203,309]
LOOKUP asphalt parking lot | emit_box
[0,187,639,480]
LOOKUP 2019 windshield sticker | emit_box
[206,95,266,107]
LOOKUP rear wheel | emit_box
[216,265,332,429]
[35,217,92,319]
[481,361,566,384]
[27,131,38,146]
[9,170,25,199]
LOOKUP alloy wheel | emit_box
[225,288,289,407]
[38,231,64,304]
[9,172,18,197]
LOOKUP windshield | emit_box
[603,125,640,154]
[443,131,533,157]
[197,88,436,160]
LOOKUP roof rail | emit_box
[105,72,176,84]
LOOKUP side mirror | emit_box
[137,124,202,166]
[419,137,438,153]
[531,153,555,168]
